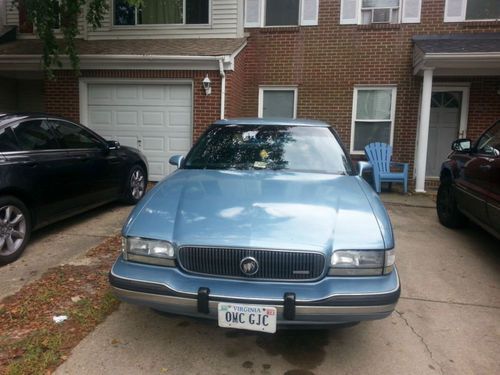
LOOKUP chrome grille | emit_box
[178,247,325,280]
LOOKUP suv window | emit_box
[0,127,20,152]
[50,120,103,149]
[477,123,500,157]
[13,120,59,151]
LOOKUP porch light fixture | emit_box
[203,75,212,95]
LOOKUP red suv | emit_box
[437,121,500,239]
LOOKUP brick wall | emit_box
[44,69,222,141]
[237,0,500,189]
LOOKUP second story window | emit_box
[445,0,499,22]
[114,0,209,26]
[244,0,319,27]
[361,0,400,24]
[340,0,422,25]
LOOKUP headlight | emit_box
[122,237,175,266]
[329,249,395,276]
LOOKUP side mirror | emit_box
[106,140,121,150]
[169,155,184,168]
[451,138,471,152]
[357,161,372,177]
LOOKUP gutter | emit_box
[218,58,226,120]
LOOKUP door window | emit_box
[13,120,59,151]
[0,127,20,152]
[50,120,104,149]
[476,123,500,157]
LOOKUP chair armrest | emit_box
[390,162,409,174]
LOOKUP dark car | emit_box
[437,120,500,239]
[0,113,148,264]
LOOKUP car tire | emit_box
[122,165,147,205]
[0,196,32,265]
[436,182,467,228]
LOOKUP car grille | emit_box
[177,247,325,281]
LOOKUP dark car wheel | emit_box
[437,182,467,228]
[122,165,147,205]
[0,196,32,265]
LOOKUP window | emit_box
[50,120,103,149]
[0,127,19,152]
[445,0,500,22]
[361,0,400,24]
[477,122,500,157]
[184,125,352,175]
[12,120,59,151]
[244,0,319,27]
[340,0,421,24]
[351,87,396,153]
[114,0,209,26]
[259,87,298,118]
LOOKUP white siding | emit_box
[6,0,18,26]
[87,0,243,40]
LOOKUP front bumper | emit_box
[110,256,400,326]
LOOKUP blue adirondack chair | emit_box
[364,142,408,194]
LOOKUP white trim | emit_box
[350,86,397,155]
[112,0,213,27]
[258,86,298,119]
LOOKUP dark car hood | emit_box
[123,170,392,253]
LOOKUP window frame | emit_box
[360,0,402,25]
[350,86,397,155]
[246,0,318,28]
[113,0,212,27]
[444,0,500,22]
[258,86,298,119]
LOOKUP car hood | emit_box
[123,170,393,253]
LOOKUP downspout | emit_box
[218,58,226,119]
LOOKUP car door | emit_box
[476,122,500,234]
[8,118,88,226]
[48,119,125,204]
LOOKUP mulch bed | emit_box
[0,235,122,375]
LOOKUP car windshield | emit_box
[184,125,352,174]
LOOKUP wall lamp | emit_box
[203,75,212,95]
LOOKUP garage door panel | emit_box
[86,83,192,181]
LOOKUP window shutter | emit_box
[444,0,466,22]
[340,0,358,25]
[402,0,422,23]
[301,0,319,26]
[244,0,261,27]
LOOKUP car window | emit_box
[13,120,59,151]
[0,127,20,152]
[50,120,103,149]
[184,125,352,175]
[476,123,500,157]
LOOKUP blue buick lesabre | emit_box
[110,118,400,333]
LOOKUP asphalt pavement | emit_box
[53,196,500,375]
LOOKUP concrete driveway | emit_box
[0,203,132,300]
[55,197,500,375]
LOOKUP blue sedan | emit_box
[110,118,400,333]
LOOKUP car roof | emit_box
[213,118,330,127]
[0,112,65,127]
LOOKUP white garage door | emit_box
[86,83,192,181]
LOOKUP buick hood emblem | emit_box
[240,256,259,276]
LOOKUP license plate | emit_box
[218,303,277,333]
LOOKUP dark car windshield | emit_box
[184,125,352,174]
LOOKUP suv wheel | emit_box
[122,165,147,205]
[0,196,32,265]
[436,182,467,228]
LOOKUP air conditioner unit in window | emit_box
[361,7,399,24]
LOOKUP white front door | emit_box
[426,91,462,178]
[85,82,192,181]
